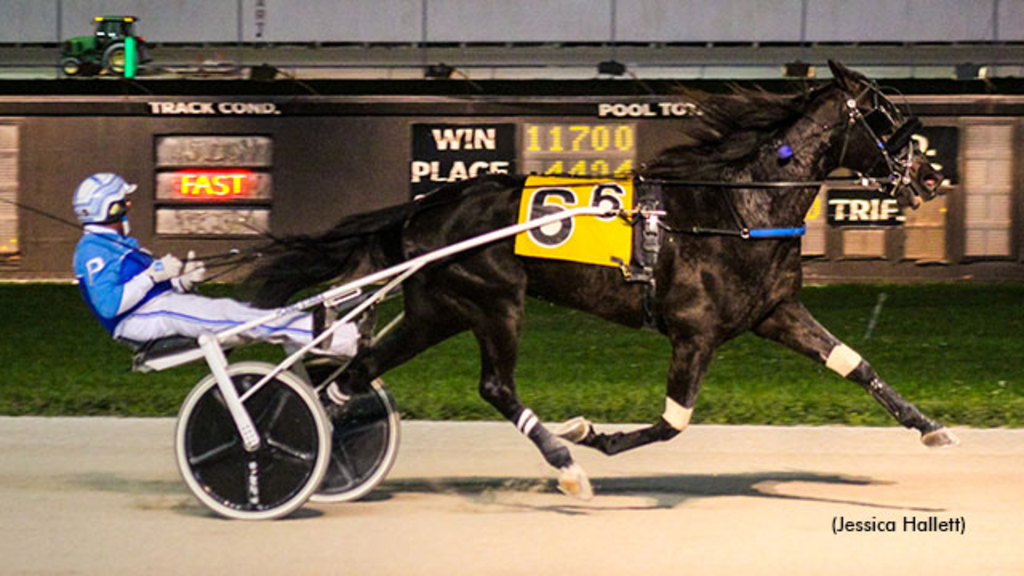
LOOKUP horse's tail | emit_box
[246,202,413,307]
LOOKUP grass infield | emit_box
[1,283,1021,427]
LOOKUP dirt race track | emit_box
[1,417,1021,575]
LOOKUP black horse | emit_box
[249,61,955,499]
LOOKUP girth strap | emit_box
[612,179,664,331]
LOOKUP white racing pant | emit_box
[114,292,359,356]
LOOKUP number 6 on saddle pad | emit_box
[514,176,635,267]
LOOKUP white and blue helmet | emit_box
[72,173,137,224]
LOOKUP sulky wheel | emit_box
[175,362,331,520]
[311,378,400,503]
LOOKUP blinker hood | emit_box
[885,116,923,156]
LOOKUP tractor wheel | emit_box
[60,57,82,77]
[103,44,127,75]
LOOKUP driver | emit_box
[71,172,359,355]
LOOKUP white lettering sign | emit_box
[431,128,497,151]
[410,160,510,184]
[598,102,701,118]
[828,198,904,223]
[148,102,281,116]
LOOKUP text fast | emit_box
[180,173,248,197]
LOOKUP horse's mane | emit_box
[643,83,831,179]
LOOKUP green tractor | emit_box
[60,16,151,77]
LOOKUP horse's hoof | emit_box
[557,463,593,501]
[552,417,592,444]
[921,427,960,448]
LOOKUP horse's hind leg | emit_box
[356,314,463,381]
[753,299,958,447]
[471,301,593,500]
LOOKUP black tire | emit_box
[102,43,126,75]
[175,362,331,520]
[60,57,82,77]
[311,378,401,503]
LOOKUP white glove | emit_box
[172,251,206,293]
[146,254,183,284]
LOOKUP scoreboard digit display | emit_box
[521,122,636,178]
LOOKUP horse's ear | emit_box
[828,60,867,93]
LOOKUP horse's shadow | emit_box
[377,471,945,516]
[68,470,945,518]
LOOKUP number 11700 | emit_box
[522,123,636,177]
[524,124,635,154]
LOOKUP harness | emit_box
[609,180,664,329]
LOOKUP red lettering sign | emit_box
[155,169,271,203]
[176,169,255,199]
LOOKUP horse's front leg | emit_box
[555,337,713,456]
[754,299,958,447]
[472,305,593,500]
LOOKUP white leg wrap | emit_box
[662,398,693,431]
[552,416,592,443]
[826,344,863,377]
[516,409,539,437]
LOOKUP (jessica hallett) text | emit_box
[832,516,965,535]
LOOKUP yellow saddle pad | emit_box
[514,176,633,267]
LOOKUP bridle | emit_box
[640,81,927,240]
[837,82,923,195]
[648,81,922,191]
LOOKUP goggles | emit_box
[106,199,131,221]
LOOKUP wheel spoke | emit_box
[327,450,356,487]
[266,436,316,463]
[327,441,357,486]
[189,438,240,467]
[254,387,290,432]
[336,420,387,445]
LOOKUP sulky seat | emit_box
[120,335,206,373]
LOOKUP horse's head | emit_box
[826,60,944,210]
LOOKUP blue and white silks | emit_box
[72,226,358,355]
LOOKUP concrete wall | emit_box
[0,0,1013,44]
